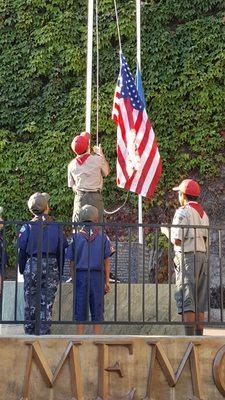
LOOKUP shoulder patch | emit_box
[20,226,26,233]
[177,207,188,217]
[173,207,188,224]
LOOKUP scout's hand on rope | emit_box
[93,144,104,156]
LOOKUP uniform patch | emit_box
[173,208,188,225]
[20,226,26,233]
[174,216,184,223]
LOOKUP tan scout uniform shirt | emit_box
[171,203,209,252]
[68,153,110,192]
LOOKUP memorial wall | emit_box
[0,336,225,400]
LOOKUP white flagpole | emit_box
[85,0,94,134]
[136,0,143,244]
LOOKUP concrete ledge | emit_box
[52,283,183,335]
[0,282,223,336]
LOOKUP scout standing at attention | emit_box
[68,132,110,222]
[161,179,209,336]
[66,204,114,334]
[18,193,67,335]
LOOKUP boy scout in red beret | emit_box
[68,132,110,222]
[161,179,209,335]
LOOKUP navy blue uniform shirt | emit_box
[66,227,114,270]
[17,214,68,274]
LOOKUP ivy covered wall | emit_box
[0,0,224,221]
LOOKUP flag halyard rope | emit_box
[113,0,122,54]
[95,0,99,146]
[95,0,129,215]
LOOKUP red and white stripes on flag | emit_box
[112,54,162,198]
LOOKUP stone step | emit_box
[204,328,225,336]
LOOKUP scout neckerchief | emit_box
[31,214,54,228]
[187,201,204,218]
[79,225,99,241]
[76,153,90,166]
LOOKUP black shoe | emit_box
[109,272,120,283]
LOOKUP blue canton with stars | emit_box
[119,54,144,111]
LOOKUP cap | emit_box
[28,192,50,215]
[173,179,200,197]
[78,205,99,222]
[71,132,90,155]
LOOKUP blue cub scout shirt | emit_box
[18,222,66,255]
[17,215,68,273]
[66,231,114,270]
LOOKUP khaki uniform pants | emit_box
[174,251,208,314]
[72,191,104,222]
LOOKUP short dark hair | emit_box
[185,194,199,202]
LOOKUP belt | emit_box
[76,268,103,271]
[76,189,102,194]
[31,253,57,258]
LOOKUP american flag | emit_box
[112,54,162,198]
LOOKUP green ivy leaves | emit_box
[0,0,224,223]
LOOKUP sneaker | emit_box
[66,277,72,283]
[109,272,120,283]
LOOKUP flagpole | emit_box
[85,0,94,135]
[136,0,143,244]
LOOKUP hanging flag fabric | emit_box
[112,54,162,198]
